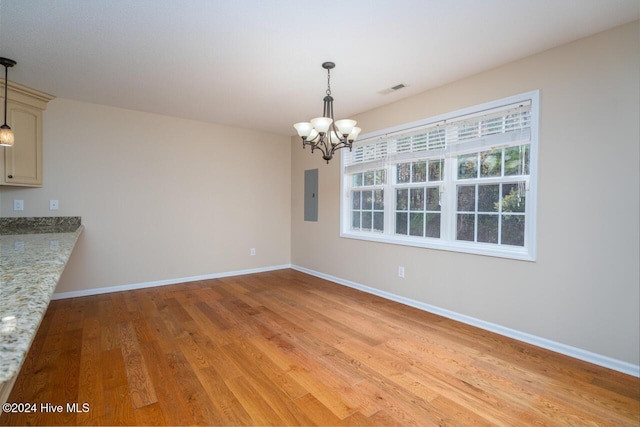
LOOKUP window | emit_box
[350,169,385,232]
[341,91,539,260]
[395,160,443,238]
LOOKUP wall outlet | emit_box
[250,248,256,256]
[398,266,405,278]
[49,200,59,210]
[13,200,24,211]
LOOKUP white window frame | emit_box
[340,91,539,261]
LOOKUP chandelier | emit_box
[294,62,361,164]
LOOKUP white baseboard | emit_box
[291,265,640,378]
[52,264,292,300]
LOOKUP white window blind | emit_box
[445,101,531,156]
[344,101,531,173]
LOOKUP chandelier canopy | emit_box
[293,62,361,164]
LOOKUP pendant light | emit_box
[0,57,17,147]
[294,62,361,164]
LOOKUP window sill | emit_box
[340,230,535,261]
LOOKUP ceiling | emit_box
[0,0,638,137]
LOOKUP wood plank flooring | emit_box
[1,269,638,426]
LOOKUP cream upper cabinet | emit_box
[0,80,54,187]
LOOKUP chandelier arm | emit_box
[322,95,348,145]
[330,121,343,144]
[315,133,351,164]
[314,139,328,156]
[328,100,338,142]
[322,95,332,119]
[322,143,335,164]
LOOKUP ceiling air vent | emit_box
[378,83,407,95]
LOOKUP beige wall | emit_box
[1,99,292,292]
[0,21,637,369]
[291,21,639,366]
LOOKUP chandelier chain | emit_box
[326,68,331,96]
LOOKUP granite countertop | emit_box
[0,216,81,235]
[0,217,83,385]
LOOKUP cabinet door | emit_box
[2,101,42,186]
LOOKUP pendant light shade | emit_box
[0,125,14,146]
[0,57,17,147]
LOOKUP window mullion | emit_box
[498,183,503,244]
[442,156,457,241]
[384,163,394,235]
[474,184,479,243]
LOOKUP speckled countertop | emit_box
[0,217,83,385]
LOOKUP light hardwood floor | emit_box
[1,269,638,426]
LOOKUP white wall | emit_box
[291,21,639,367]
[0,99,292,292]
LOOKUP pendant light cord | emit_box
[3,63,7,125]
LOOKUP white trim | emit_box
[51,264,292,300]
[291,264,640,378]
[340,231,534,261]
